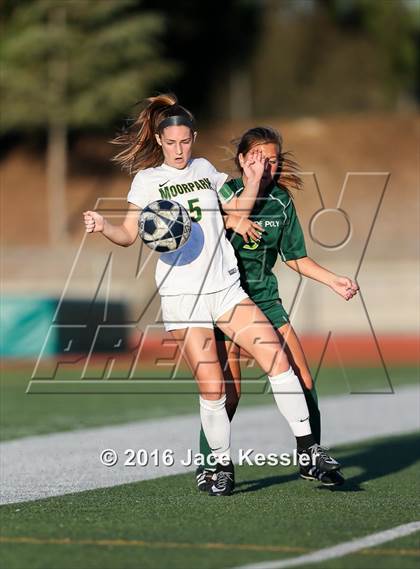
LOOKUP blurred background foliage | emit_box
[1,0,176,135]
[1,0,418,139]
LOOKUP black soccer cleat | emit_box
[299,465,345,487]
[208,460,235,496]
[195,466,213,492]
[298,444,341,473]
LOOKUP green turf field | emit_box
[0,365,417,441]
[1,433,419,569]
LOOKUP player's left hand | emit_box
[225,215,264,242]
[241,148,267,183]
[330,275,359,301]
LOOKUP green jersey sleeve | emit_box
[218,181,235,203]
[278,199,307,261]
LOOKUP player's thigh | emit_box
[277,323,313,390]
[216,298,289,376]
[170,327,225,399]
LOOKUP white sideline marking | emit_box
[233,521,420,569]
[0,384,419,504]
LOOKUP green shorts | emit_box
[215,298,289,342]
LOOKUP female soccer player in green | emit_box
[196,126,359,490]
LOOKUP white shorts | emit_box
[161,280,249,331]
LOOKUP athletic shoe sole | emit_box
[300,470,345,487]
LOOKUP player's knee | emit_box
[200,389,224,401]
[270,356,291,377]
[253,345,287,377]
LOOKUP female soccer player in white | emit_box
[197,126,359,490]
[83,94,342,496]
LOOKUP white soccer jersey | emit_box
[127,158,240,295]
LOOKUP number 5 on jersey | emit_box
[188,198,202,222]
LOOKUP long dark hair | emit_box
[111,93,195,174]
[233,126,303,194]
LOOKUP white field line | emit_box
[232,521,420,569]
[0,384,419,505]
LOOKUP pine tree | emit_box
[1,0,176,242]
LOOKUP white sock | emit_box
[268,366,311,437]
[199,395,231,464]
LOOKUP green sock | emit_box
[199,425,215,470]
[304,386,321,444]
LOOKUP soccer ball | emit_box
[138,200,192,252]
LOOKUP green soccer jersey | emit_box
[222,177,307,304]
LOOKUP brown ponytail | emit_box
[111,93,195,174]
[233,126,303,195]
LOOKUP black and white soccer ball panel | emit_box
[138,199,192,253]
[141,212,173,241]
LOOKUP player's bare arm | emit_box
[285,256,359,301]
[83,202,140,247]
[221,148,267,216]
